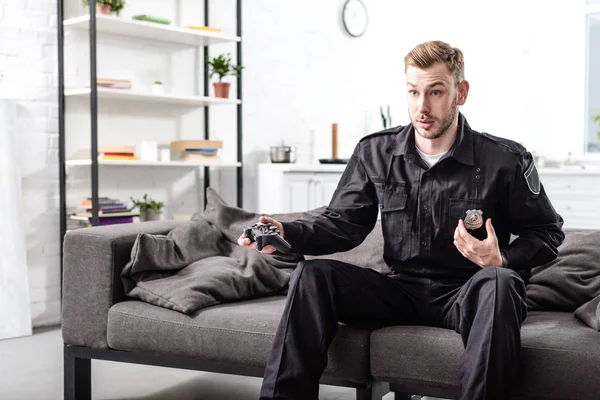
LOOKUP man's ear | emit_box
[457,80,470,106]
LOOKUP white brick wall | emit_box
[1,0,61,327]
[0,0,589,328]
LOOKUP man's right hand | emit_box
[237,215,285,254]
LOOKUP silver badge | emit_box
[464,209,483,230]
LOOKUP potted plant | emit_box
[208,53,244,98]
[82,0,126,16]
[152,81,164,95]
[130,194,164,222]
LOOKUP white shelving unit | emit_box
[65,87,241,107]
[58,1,244,238]
[63,14,240,46]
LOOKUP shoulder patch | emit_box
[524,161,540,195]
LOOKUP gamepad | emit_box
[242,222,292,252]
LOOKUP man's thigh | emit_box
[303,259,421,330]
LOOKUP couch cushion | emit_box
[107,297,371,383]
[526,230,600,312]
[370,312,600,399]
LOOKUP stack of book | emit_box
[99,146,139,161]
[87,78,132,90]
[171,140,223,162]
[69,197,140,228]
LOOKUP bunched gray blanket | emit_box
[120,188,321,314]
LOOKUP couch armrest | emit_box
[61,220,190,348]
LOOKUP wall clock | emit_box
[342,0,368,38]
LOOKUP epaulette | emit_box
[359,125,404,143]
[478,131,527,156]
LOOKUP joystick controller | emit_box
[242,222,292,252]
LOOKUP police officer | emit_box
[239,40,564,400]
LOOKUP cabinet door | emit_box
[283,173,315,213]
[312,173,342,209]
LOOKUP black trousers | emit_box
[259,259,527,400]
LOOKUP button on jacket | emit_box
[282,113,565,282]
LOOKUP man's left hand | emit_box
[453,218,503,268]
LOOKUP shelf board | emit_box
[63,14,240,46]
[65,88,240,107]
[66,159,242,168]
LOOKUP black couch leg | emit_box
[356,381,390,400]
[395,392,412,400]
[64,345,91,400]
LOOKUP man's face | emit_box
[406,62,467,140]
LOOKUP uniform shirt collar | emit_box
[389,112,474,166]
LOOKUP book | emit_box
[186,25,222,32]
[101,152,136,157]
[170,140,223,150]
[81,198,123,207]
[69,215,135,226]
[180,153,222,162]
[100,155,140,161]
[84,205,130,213]
[132,15,171,25]
[99,145,136,154]
[75,211,140,218]
[87,79,132,90]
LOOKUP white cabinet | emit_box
[539,169,600,229]
[257,164,345,213]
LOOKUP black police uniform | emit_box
[259,113,565,400]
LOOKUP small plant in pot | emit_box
[82,0,126,16]
[152,81,164,95]
[208,53,244,98]
[594,111,600,142]
[130,194,164,222]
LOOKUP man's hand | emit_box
[237,215,284,254]
[453,218,503,268]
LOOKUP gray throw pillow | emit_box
[575,294,600,331]
[526,231,600,312]
[199,188,389,274]
[305,220,390,275]
[196,187,326,245]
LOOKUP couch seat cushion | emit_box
[107,296,371,383]
[370,311,600,400]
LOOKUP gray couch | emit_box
[62,218,600,400]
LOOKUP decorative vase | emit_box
[96,4,112,15]
[152,83,164,95]
[213,82,230,98]
[140,210,161,222]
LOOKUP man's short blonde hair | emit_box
[404,41,465,85]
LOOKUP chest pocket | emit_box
[375,181,410,260]
[449,198,494,241]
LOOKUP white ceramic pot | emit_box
[141,210,162,222]
[152,83,164,95]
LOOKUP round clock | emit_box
[342,0,368,38]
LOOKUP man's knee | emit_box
[478,267,526,298]
[292,259,335,285]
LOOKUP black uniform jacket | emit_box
[282,113,565,282]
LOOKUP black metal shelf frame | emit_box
[57,0,244,291]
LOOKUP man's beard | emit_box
[413,98,458,140]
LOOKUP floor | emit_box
[1,326,424,400]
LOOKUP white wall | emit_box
[0,0,591,327]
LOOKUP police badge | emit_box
[464,209,483,230]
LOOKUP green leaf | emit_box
[130,194,164,213]
[208,53,243,82]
